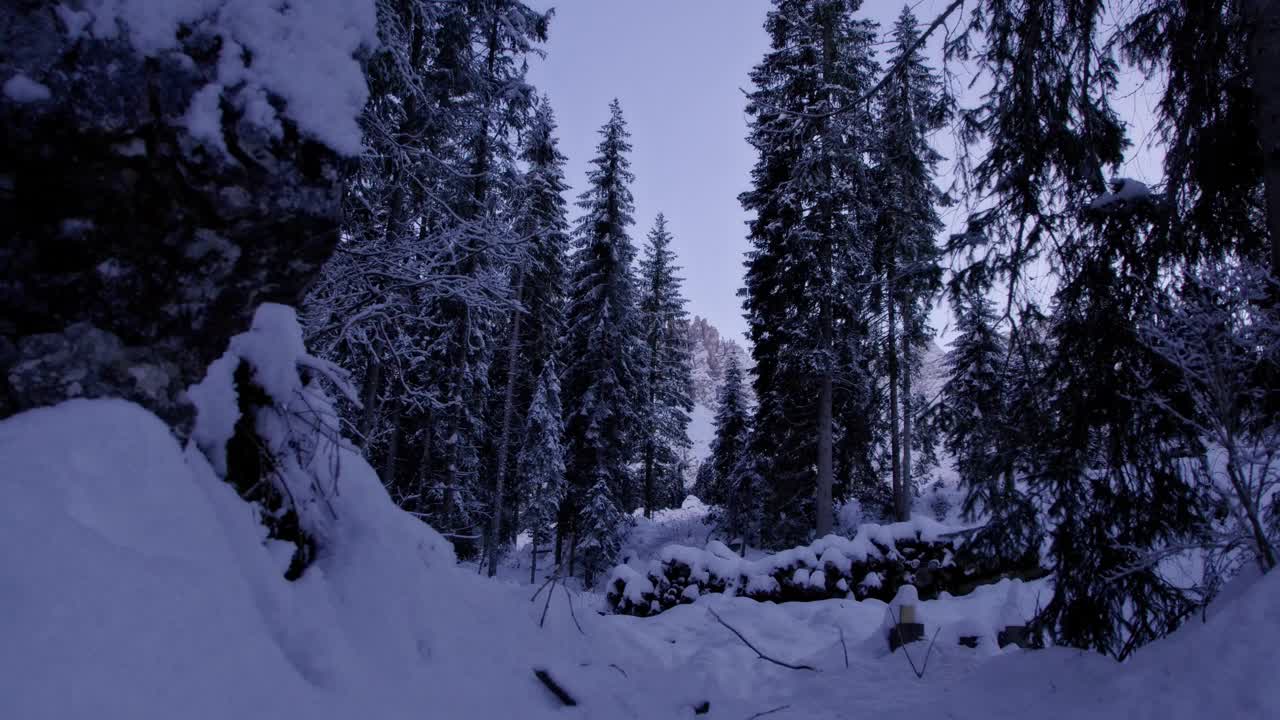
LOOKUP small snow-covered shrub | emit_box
[188,304,360,580]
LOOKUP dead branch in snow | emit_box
[708,607,818,672]
[532,668,577,707]
[897,607,942,679]
[746,704,791,719]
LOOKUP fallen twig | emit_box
[533,668,577,707]
[708,607,818,671]
[836,624,849,669]
[897,607,942,679]
[560,582,586,635]
[539,577,557,628]
[530,573,558,603]
[747,704,790,719]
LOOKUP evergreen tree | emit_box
[938,291,1043,573]
[1029,198,1202,658]
[636,213,696,517]
[740,0,879,546]
[872,5,946,521]
[577,477,627,584]
[413,0,549,556]
[484,96,571,574]
[707,354,754,548]
[303,1,550,560]
[938,290,1008,518]
[517,357,568,584]
[561,100,642,580]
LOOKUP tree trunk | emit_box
[817,371,834,537]
[486,272,525,577]
[357,356,382,450]
[813,0,837,541]
[382,402,401,489]
[554,521,564,567]
[900,304,914,522]
[887,284,904,521]
[530,540,539,585]
[1226,442,1278,571]
[1246,0,1280,278]
[414,419,433,516]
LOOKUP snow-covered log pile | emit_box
[607,517,1043,616]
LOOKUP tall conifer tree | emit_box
[561,100,642,581]
[636,214,696,516]
[873,5,946,521]
[740,0,879,545]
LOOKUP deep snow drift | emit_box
[2,398,1277,719]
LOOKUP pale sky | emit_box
[527,0,1164,347]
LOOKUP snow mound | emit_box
[0,398,687,719]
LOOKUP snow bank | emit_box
[877,569,1280,720]
[0,401,695,718]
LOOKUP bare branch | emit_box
[708,607,818,672]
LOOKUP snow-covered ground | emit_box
[3,399,1277,719]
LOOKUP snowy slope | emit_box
[3,399,1276,720]
[0,400,682,719]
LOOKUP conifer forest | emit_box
[2,1,1279,718]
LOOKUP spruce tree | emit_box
[938,290,1008,518]
[484,96,570,574]
[636,213,696,517]
[561,99,642,581]
[707,354,753,548]
[872,5,946,521]
[518,357,568,584]
[740,0,879,545]
[938,291,1042,573]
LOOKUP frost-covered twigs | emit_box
[707,607,818,672]
[1139,261,1280,573]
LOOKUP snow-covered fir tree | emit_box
[706,353,754,549]
[517,356,568,584]
[303,0,551,559]
[636,213,696,516]
[740,0,880,546]
[938,290,1008,517]
[872,5,946,521]
[409,0,551,557]
[484,96,571,574]
[560,100,643,581]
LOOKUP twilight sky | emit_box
[527,0,1164,346]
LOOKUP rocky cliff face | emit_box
[685,316,751,408]
[0,1,373,430]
